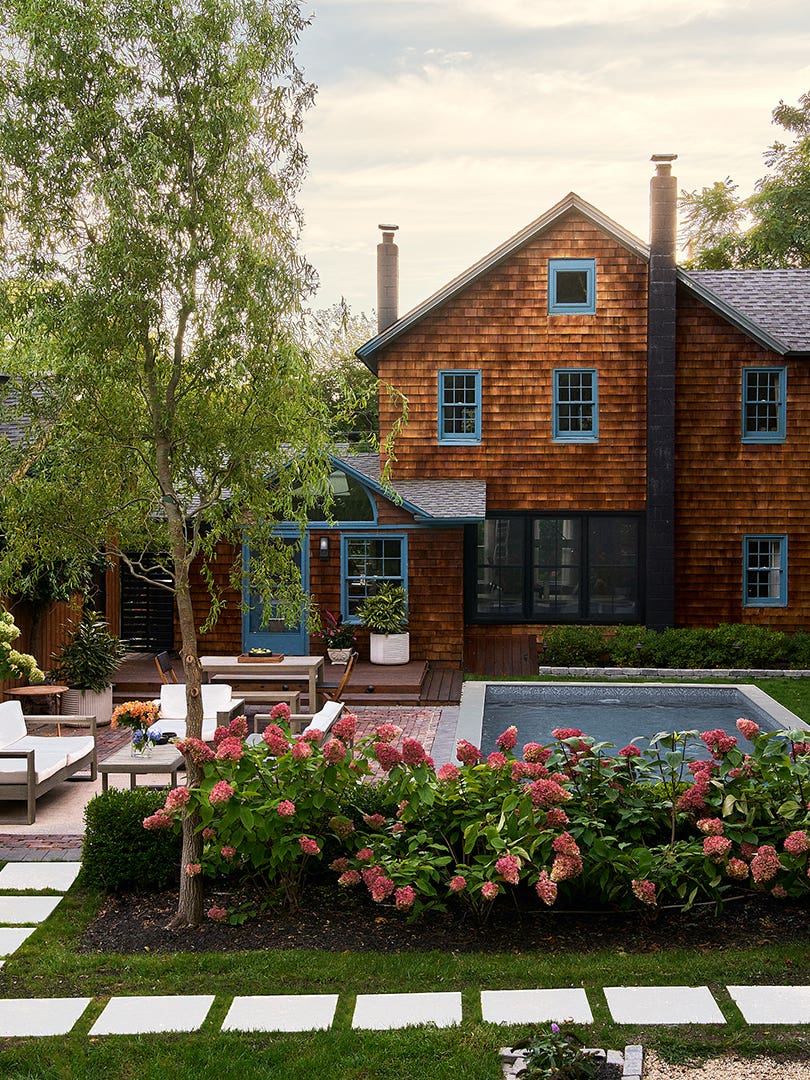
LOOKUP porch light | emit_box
[319,536,329,559]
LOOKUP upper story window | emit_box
[743,534,787,607]
[548,258,596,315]
[438,369,482,444]
[553,369,598,442]
[742,367,786,443]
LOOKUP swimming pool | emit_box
[457,682,808,756]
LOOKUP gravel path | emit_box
[643,1050,810,1078]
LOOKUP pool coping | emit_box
[457,680,809,750]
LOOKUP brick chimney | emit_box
[646,153,678,630]
[376,224,399,333]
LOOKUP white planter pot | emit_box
[369,632,409,665]
[61,687,113,726]
[327,648,353,665]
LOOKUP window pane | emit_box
[532,517,581,617]
[746,538,782,601]
[475,519,524,616]
[555,270,588,305]
[744,370,782,435]
[587,518,639,618]
[556,371,595,435]
[344,537,404,616]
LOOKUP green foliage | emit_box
[681,90,810,268]
[357,583,408,634]
[49,611,125,691]
[541,625,606,666]
[521,1024,599,1079]
[82,788,181,891]
[0,607,44,682]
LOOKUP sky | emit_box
[295,0,810,320]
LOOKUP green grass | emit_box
[0,883,809,1077]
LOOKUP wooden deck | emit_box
[113,653,463,708]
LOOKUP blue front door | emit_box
[242,537,309,654]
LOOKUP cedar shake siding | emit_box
[377,212,648,512]
[675,286,810,630]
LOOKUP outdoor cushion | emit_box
[12,735,95,763]
[158,683,237,720]
[0,701,30,747]
[0,750,70,785]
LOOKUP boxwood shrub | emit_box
[82,788,182,892]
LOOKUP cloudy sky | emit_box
[296,0,810,319]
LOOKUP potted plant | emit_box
[49,612,125,726]
[357,583,409,665]
[317,609,356,665]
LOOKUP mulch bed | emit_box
[79,882,810,964]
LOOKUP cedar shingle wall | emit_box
[675,286,810,629]
[377,212,649,511]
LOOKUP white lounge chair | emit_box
[246,700,345,745]
[0,700,96,824]
[155,683,246,742]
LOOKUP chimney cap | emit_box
[651,153,678,162]
[378,223,399,232]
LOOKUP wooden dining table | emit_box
[199,655,324,714]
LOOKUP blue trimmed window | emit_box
[553,369,598,442]
[342,534,407,620]
[743,534,787,607]
[548,258,596,314]
[742,367,786,443]
[438,370,481,444]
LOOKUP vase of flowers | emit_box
[111,700,162,756]
[318,610,356,665]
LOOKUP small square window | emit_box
[548,258,596,315]
[742,367,786,443]
[743,534,787,607]
[438,369,481,444]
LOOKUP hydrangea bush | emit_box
[145,705,810,922]
[0,610,44,684]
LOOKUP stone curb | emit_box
[536,666,810,679]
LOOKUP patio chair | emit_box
[318,650,358,706]
[247,699,345,743]
[154,651,179,684]
[155,683,245,741]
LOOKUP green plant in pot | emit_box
[50,612,125,725]
[357,583,409,665]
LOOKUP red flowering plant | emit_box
[316,609,356,650]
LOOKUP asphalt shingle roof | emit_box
[344,452,486,521]
[681,270,810,355]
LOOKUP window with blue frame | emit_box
[438,370,481,444]
[342,535,407,619]
[553,369,598,441]
[742,367,786,443]
[548,258,596,314]
[743,534,787,607]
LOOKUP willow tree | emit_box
[0,0,336,926]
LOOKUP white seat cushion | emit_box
[302,701,344,737]
[163,718,218,742]
[0,701,29,748]
[159,683,234,723]
[0,750,69,785]
[12,736,94,764]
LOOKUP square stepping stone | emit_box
[352,992,462,1030]
[0,863,80,892]
[0,896,62,924]
[481,988,593,1025]
[0,998,91,1036]
[604,986,725,1025]
[89,995,215,1035]
[222,994,338,1032]
[728,985,810,1024]
[0,927,35,955]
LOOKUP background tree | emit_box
[0,0,337,926]
[680,90,810,268]
[305,301,379,446]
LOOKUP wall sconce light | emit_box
[319,536,329,560]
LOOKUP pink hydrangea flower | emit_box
[142,810,173,830]
[552,727,583,740]
[456,739,482,766]
[696,818,725,835]
[356,847,374,862]
[481,881,499,901]
[177,737,215,765]
[391,822,405,835]
[207,905,228,922]
[618,744,642,758]
[631,879,657,906]
[370,875,396,902]
[535,870,558,907]
[227,715,248,740]
[676,780,708,813]
[338,869,361,887]
[333,713,357,742]
[771,883,788,899]
[703,835,732,862]
[736,718,760,741]
[545,807,569,828]
[209,780,235,805]
[751,844,781,884]
[330,857,349,872]
[301,728,323,743]
[215,736,244,762]
[164,786,191,812]
[550,853,583,882]
[328,816,355,839]
[323,738,347,764]
[552,832,580,857]
[395,885,416,911]
[784,830,810,856]
[361,865,385,888]
[262,731,290,756]
[213,725,229,748]
[185,863,202,876]
[269,702,291,722]
[202,827,215,840]
[523,743,552,765]
[220,845,236,859]
[374,742,403,771]
[496,726,518,752]
[363,813,386,830]
[298,836,321,856]
[437,762,460,782]
[726,857,749,880]
[276,799,296,818]
[495,853,521,885]
[487,751,508,769]
[529,778,572,808]
[401,738,428,766]
[291,739,312,760]
[449,875,467,893]
[373,723,402,743]
[700,728,737,758]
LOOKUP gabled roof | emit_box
[356,192,649,371]
[678,270,810,356]
[342,452,486,523]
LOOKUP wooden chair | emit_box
[154,651,179,684]
[318,650,358,706]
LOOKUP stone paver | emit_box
[0,997,91,1036]
[728,985,810,1024]
[0,926,35,955]
[482,988,593,1025]
[0,861,80,892]
[352,991,462,1030]
[222,994,339,1032]
[0,895,62,924]
[604,986,726,1025]
[89,995,215,1035]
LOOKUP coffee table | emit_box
[99,743,184,792]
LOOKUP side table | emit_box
[99,743,184,792]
